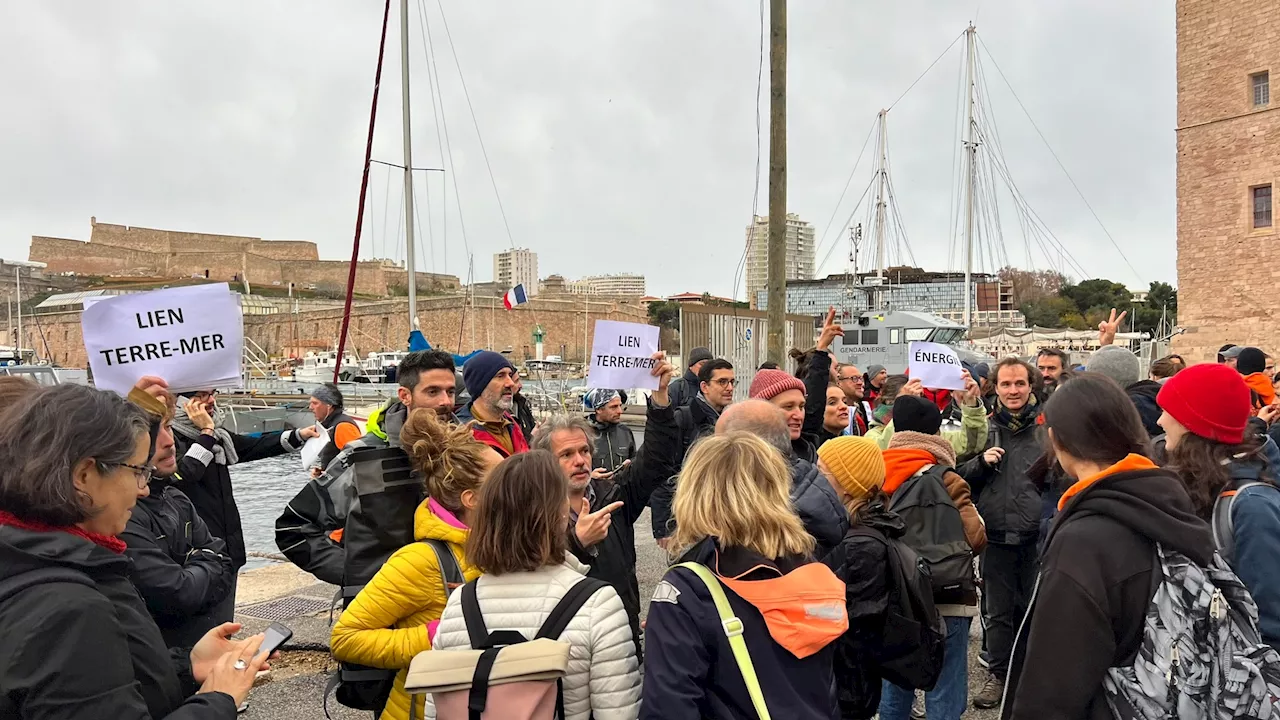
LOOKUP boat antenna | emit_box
[334,0,392,383]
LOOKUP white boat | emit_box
[360,350,408,383]
[293,351,363,384]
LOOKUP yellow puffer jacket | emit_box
[330,498,480,720]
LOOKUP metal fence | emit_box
[679,305,815,402]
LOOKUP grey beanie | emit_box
[1085,346,1141,389]
[311,382,344,409]
[867,364,886,379]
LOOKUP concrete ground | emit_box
[236,508,1000,719]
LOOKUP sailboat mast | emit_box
[14,267,21,362]
[400,0,418,331]
[961,24,978,331]
[874,109,888,284]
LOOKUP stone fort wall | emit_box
[29,220,459,298]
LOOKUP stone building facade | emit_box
[33,294,647,369]
[1174,0,1280,360]
[29,219,460,298]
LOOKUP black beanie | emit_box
[1237,347,1267,375]
[893,395,943,436]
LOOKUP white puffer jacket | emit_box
[426,559,641,720]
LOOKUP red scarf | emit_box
[0,510,127,554]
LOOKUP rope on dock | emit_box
[246,551,289,562]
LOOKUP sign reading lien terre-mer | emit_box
[81,283,245,396]
[587,320,661,391]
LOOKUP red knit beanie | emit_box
[749,369,807,401]
[1156,363,1251,444]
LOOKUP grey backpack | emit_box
[1103,545,1280,719]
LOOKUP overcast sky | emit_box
[0,1,1176,299]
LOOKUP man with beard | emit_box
[1035,348,1070,395]
[534,352,679,655]
[122,376,236,645]
[275,349,459,583]
[585,388,636,473]
[456,350,529,457]
[960,357,1045,710]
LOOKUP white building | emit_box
[568,273,646,297]
[744,214,815,304]
[493,248,538,295]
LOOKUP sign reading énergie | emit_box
[587,320,660,391]
[907,341,966,391]
[82,283,245,395]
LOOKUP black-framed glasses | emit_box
[710,378,737,388]
[837,375,864,384]
[119,462,155,488]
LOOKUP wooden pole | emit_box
[765,0,787,364]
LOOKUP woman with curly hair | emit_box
[1157,362,1280,647]
[330,409,503,720]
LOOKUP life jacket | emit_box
[317,409,361,471]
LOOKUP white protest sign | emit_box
[907,341,966,391]
[82,283,245,396]
[587,320,660,391]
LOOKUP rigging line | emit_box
[793,174,877,306]
[887,30,966,112]
[975,36,1141,281]
[394,176,406,264]
[414,0,449,274]
[733,0,767,302]
[812,120,877,269]
[945,41,966,275]
[380,163,393,259]
[433,0,517,249]
[412,175,430,276]
[418,0,469,258]
[983,141,1090,279]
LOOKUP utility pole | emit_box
[765,0,788,364]
[962,24,978,331]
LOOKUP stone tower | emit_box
[1174,0,1280,360]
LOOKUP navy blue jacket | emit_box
[1224,438,1280,647]
[641,539,840,720]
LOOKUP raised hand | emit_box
[1097,308,1128,347]
[574,498,624,548]
[650,351,676,407]
[184,398,216,432]
[817,307,844,352]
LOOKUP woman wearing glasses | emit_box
[0,384,268,720]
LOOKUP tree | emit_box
[647,300,681,331]
[999,266,1069,305]
[1020,295,1081,328]
[1060,279,1132,320]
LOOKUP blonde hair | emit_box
[401,408,493,513]
[672,432,815,559]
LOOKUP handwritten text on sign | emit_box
[587,320,660,390]
[907,341,966,391]
[82,284,245,396]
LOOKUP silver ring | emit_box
[234,659,248,671]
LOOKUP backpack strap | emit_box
[535,577,611,641]
[0,567,94,605]
[1211,482,1271,564]
[461,580,490,650]
[421,538,464,597]
[676,563,772,720]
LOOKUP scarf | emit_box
[993,394,1040,434]
[0,510,127,554]
[887,430,957,468]
[172,402,238,465]
[873,403,893,426]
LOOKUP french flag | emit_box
[502,284,529,310]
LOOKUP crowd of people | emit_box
[3,308,1280,720]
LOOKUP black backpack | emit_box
[887,464,977,607]
[845,526,946,692]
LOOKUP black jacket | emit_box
[667,369,700,409]
[589,416,637,473]
[1125,380,1163,440]
[651,396,721,539]
[173,427,304,567]
[121,479,236,649]
[641,539,840,720]
[512,392,537,441]
[571,399,680,644]
[0,521,237,720]
[822,504,902,720]
[315,409,360,471]
[1002,466,1213,720]
[959,408,1044,545]
[790,457,851,560]
[802,349,840,450]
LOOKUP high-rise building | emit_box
[493,248,538,295]
[744,214,815,304]
[567,273,647,297]
[1173,0,1279,361]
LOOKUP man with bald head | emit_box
[714,399,849,558]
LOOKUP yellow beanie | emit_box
[816,436,886,502]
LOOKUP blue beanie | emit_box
[462,351,515,401]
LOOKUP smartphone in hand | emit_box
[260,622,293,656]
